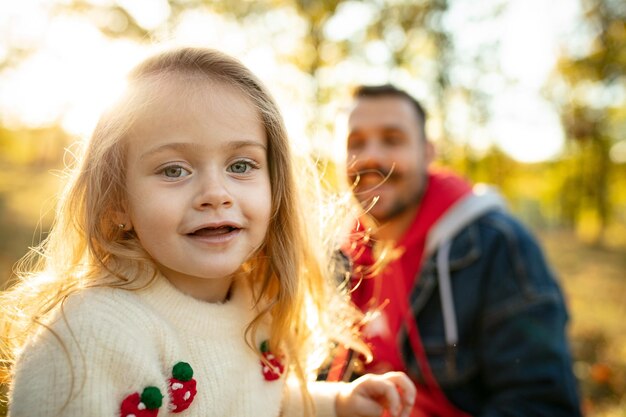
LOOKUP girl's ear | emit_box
[112,210,132,231]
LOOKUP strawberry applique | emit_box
[120,386,163,417]
[260,340,285,381]
[168,362,197,413]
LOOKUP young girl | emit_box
[0,47,415,417]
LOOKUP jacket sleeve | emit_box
[9,289,166,417]
[477,218,582,416]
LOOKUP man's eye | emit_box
[160,165,190,178]
[383,135,404,145]
[347,138,365,150]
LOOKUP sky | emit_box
[445,0,582,162]
[0,0,586,163]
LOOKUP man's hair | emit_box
[352,84,427,132]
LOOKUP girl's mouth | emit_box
[189,226,239,237]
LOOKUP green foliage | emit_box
[547,0,626,245]
[0,127,69,290]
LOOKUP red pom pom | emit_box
[120,392,160,417]
[168,377,197,413]
[167,362,197,413]
[259,340,285,381]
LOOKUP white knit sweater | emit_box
[9,275,341,417]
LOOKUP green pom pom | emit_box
[141,386,163,409]
[260,340,270,353]
[172,361,194,381]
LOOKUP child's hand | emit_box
[335,371,416,417]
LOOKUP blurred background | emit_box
[0,0,624,415]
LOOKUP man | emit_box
[342,84,581,416]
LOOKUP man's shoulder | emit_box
[436,209,545,271]
[472,210,540,247]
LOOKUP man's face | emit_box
[346,95,433,222]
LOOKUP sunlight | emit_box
[610,141,626,164]
[0,0,586,163]
[491,0,579,162]
[499,0,565,89]
[60,40,138,136]
[442,0,581,162]
[0,12,144,137]
[169,8,315,155]
[173,10,247,51]
[0,0,50,50]
[116,0,170,30]
[489,91,565,163]
[324,1,376,41]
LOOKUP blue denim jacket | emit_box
[399,209,582,416]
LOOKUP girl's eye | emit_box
[160,165,191,178]
[228,160,256,174]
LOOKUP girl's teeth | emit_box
[193,227,232,236]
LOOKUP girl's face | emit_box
[123,77,272,302]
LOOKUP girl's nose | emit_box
[193,171,233,209]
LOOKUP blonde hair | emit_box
[0,47,367,409]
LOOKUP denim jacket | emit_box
[398,192,582,416]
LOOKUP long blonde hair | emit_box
[0,47,367,403]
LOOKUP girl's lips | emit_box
[186,227,241,243]
[189,226,239,237]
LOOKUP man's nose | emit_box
[349,140,386,170]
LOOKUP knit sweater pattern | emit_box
[9,275,339,417]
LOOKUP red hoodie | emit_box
[348,169,473,417]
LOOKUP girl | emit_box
[0,47,415,417]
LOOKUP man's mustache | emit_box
[348,165,399,190]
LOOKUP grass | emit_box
[540,230,626,416]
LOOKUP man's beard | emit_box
[367,170,428,222]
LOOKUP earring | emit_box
[118,223,126,230]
